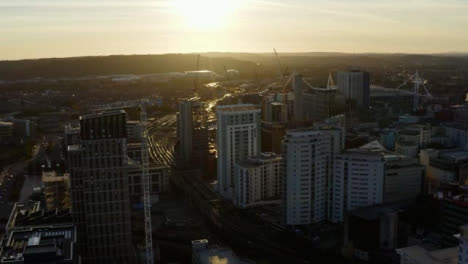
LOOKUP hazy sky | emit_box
[2,0,468,60]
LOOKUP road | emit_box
[0,138,47,204]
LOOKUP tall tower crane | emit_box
[92,99,154,264]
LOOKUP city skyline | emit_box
[2,0,468,60]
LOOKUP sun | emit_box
[171,0,241,30]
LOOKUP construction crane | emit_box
[273,48,294,122]
[92,99,154,264]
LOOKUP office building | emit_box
[216,104,261,200]
[336,70,370,107]
[420,149,468,193]
[68,110,132,262]
[42,171,71,210]
[177,97,209,170]
[332,141,423,223]
[234,152,281,208]
[282,128,344,226]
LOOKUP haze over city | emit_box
[2,0,468,60]
[3,1,468,264]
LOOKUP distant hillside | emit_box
[2,52,468,81]
[0,54,259,81]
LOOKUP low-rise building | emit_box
[420,149,468,193]
[0,225,77,263]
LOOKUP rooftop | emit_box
[396,245,458,264]
[216,104,260,113]
[1,225,76,263]
[79,109,126,120]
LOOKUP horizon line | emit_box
[2,50,468,62]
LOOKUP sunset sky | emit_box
[1,0,468,60]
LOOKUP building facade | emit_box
[282,128,343,226]
[234,152,281,208]
[336,70,370,107]
[216,104,261,200]
[68,110,133,263]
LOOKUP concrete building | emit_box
[332,141,423,223]
[282,128,344,226]
[336,70,370,107]
[191,239,253,264]
[216,104,261,200]
[68,110,132,263]
[234,153,281,208]
[42,171,70,210]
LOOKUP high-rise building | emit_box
[281,128,344,226]
[216,104,261,200]
[68,110,133,263]
[234,152,281,208]
[303,87,348,122]
[336,70,370,107]
[293,74,304,122]
[262,92,294,123]
[332,150,385,223]
[177,97,208,170]
[261,121,287,154]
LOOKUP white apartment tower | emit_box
[332,150,385,223]
[234,152,281,208]
[282,128,343,226]
[216,104,261,200]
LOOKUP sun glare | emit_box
[171,0,241,30]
